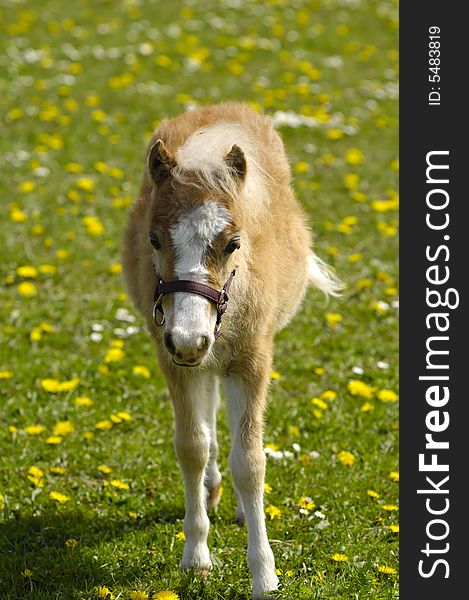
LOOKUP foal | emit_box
[123,102,341,598]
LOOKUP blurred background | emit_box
[0,1,398,598]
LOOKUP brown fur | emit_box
[122,102,326,597]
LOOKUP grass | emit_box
[0,0,398,598]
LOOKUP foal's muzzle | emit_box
[152,270,236,340]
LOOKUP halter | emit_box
[152,270,236,339]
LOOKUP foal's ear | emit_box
[225,145,247,181]
[147,139,175,185]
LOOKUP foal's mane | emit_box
[171,121,271,204]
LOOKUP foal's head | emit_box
[146,138,246,367]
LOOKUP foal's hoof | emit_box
[206,484,221,509]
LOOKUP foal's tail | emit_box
[307,252,344,298]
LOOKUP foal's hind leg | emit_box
[203,375,222,510]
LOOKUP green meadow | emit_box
[0,0,398,598]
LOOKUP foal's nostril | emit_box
[197,336,209,352]
[164,332,176,355]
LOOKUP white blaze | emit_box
[168,201,231,340]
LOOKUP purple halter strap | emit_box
[152,270,236,339]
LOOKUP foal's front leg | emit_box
[168,372,212,572]
[225,366,279,598]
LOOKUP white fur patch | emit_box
[172,122,270,209]
[168,201,231,340]
[170,201,231,280]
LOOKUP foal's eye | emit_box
[148,232,161,250]
[224,238,241,255]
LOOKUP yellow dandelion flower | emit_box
[378,565,396,575]
[388,471,399,482]
[28,466,44,479]
[388,524,399,533]
[331,553,348,562]
[265,504,282,520]
[104,347,125,363]
[110,414,123,424]
[41,378,80,393]
[94,161,109,173]
[16,265,38,278]
[116,411,132,422]
[367,489,380,498]
[46,436,63,445]
[65,538,79,548]
[0,493,5,510]
[299,496,315,510]
[347,380,376,399]
[66,162,83,173]
[175,531,186,541]
[327,128,344,140]
[95,420,113,430]
[361,402,375,412]
[312,409,323,420]
[344,173,360,190]
[356,278,373,290]
[345,148,364,165]
[109,167,124,180]
[11,207,28,222]
[133,365,151,379]
[264,482,272,494]
[22,568,33,577]
[109,263,122,274]
[347,252,363,263]
[19,181,36,193]
[98,465,112,474]
[288,425,300,437]
[371,199,399,213]
[338,450,355,465]
[83,431,95,440]
[110,479,129,491]
[294,161,310,173]
[378,389,398,402]
[38,264,56,275]
[325,312,342,328]
[9,425,17,433]
[82,215,104,236]
[49,491,70,504]
[130,592,149,600]
[76,177,95,191]
[58,378,80,392]
[314,367,325,376]
[382,504,399,512]
[0,371,13,379]
[17,281,37,296]
[94,586,115,599]
[53,421,74,436]
[74,396,94,407]
[40,379,60,392]
[50,466,66,475]
[152,592,180,600]
[320,390,336,400]
[270,371,281,380]
[311,397,328,410]
[24,425,46,436]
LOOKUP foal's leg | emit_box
[203,376,222,510]
[224,364,279,598]
[168,372,212,571]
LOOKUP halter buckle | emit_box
[152,293,165,326]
